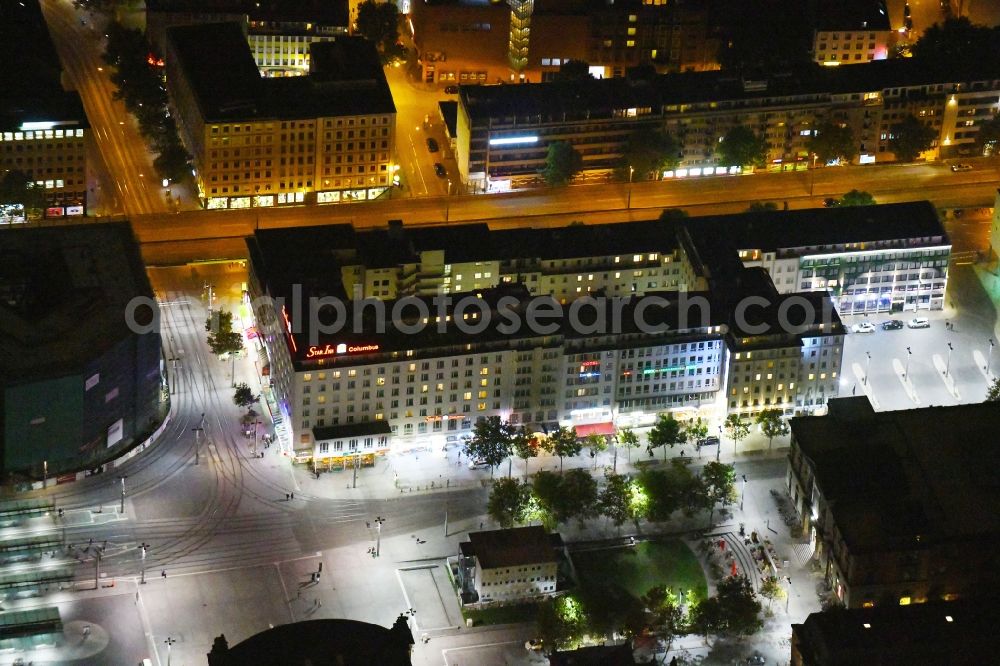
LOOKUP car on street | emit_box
[525,639,543,651]
[908,317,930,329]
[882,319,904,330]
[951,163,973,172]
[823,197,840,207]
[851,322,876,334]
[444,85,459,94]
[434,162,447,177]
[697,435,720,449]
[426,137,439,153]
[468,459,490,470]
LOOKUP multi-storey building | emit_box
[410,0,720,87]
[246,213,845,462]
[457,527,563,604]
[456,59,1000,190]
[0,0,89,221]
[147,0,349,76]
[165,23,396,210]
[788,397,1000,609]
[812,0,893,66]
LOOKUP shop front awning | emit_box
[573,422,615,438]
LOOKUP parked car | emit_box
[697,435,720,449]
[851,322,876,334]
[951,163,973,172]
[426,137,439,153]
[468,459,490,470]
[882,319,904,330]
[908,317,930,329]
[525,639,543,651]
[823,197,840,207]
[444,85,459,94]
[434,162,447,177]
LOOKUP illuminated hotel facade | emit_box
[246,217,845,463]
[165,23,396,210]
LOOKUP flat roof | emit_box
[459,59,1000,123]
[0,223,155,382]
[312,421,392,441]
[792,599,993,665]
[0,0,87,132]
[462,526,562,569]
[791,399,1000,553]
[814,0,891,32]
[147,0,349,26]
[166,24,394,122]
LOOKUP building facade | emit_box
[0,0,89,221]
[165,24,396,210]
[456,60,1000,190]
[246,212,851,457]
[787,397,1000,609]
[811,0,893,66]
[457,527,562,604]
[0,224,162,478]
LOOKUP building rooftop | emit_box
[790,398,1000,554]
[814,0,891,32]
[0,0,87,132]
[461,526,562,570]
[312,421,392,442]
[147,0,349,26]
[459,59,1000,124]
[0,223,156,382]
[166,24,394,122]
[791,599,993,666]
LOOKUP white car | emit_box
[950,163,973,172]
[525,639,543,651]
[907,317,930,329]
[851,322,876,334]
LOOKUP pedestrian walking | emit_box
[479,522,483,530]
[290,492,295,499]
[82,625,91,638]
[161,570,167,579]
[285,493,290,501]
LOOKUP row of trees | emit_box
[487,458,738,531]
[536,574,763,652]
[103,22,191,183]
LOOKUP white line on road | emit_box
[395,568,419,631]
[274,561,297,623]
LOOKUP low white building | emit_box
[457,527,562,605]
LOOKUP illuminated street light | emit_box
[904,347,912,380]
[945,342,954,378]
[987,338,995,376]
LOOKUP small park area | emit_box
[572,539,708,603]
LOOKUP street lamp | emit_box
[140,542,150,584]
[945,342,954,378]
[165,636,176,666]
[864,351,871,386]
[375,516,386,557]
[627,165,635,209]
[904,347,912,380]
[785,577,792,614]
[192,416,205,466]
[118,475,127,514]
[987,338,995,376]
[740,474,747,511]
[43,459,48,489]
[204,283,214,310]
[716,425,723,462]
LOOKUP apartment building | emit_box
[246,212,844,459]
[812,0,893,66]
[456,59,1000,190]
[410,0,720,87]
[457,527,563,605]
[165,23,395,210]
[147,0,349,76]
[0,0,89,220]
[787,397,1000,609]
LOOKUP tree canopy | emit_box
[807,122,857,165]
[755,408,788,450]
[541,141,583,187]
[839,189,877,207]
[986,377,1000,402]
[545,426,582,472]
[205,310,244,357]
[487,477,532,528]
[717,126,768,169]
[911,18,1000,75]
[975,115,1000,156]
[890,115,936,162]
[648,413,684,461]
[356,0,403,61]
[618,127,680,181]
[462,416,514,476]
[233,383,256,411]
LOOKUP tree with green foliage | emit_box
[462,416,514,478]
[636,467,679,522]
[700,461,737,526]
[683,417,709,453]
[723,414,750,456]
[746,201,778,212]
[559,469,599,526]
[807,122,858,165]
[546,426,582,473]
[690,595,724,641]
[911,17,1000,74]
[205,310,244,357]
[487,477,532,528]
[986,376,1000,402]
[584,433,607,469]
[541,141,583,187]
[531,470,563,529]
[535,596,584,653]
[599,472,637,531]
[618,127,681,181]
[648,413,684,462]
[975,114,1000,156]
[153,143,192,184]
[511,426,537,480]
[840,189,877,207]
[355,0,401,59]
[616,427,640,463]
[715,575,763,636]
[890,115,936,162]
[717,126,768,170]
[755,408,788,450]
[759,575,786,611]
[641,585,682,642]
[233,383,256,411]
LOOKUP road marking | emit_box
[134,581,162,666]
[274,562,297,623]
[395,568,419,630]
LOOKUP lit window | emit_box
[899,596,911,606]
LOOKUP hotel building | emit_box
[165,23,396,210]
[0,0,89,221]
[456,59,1000,191]
[246,212,848,463]
[811,0,893,66]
